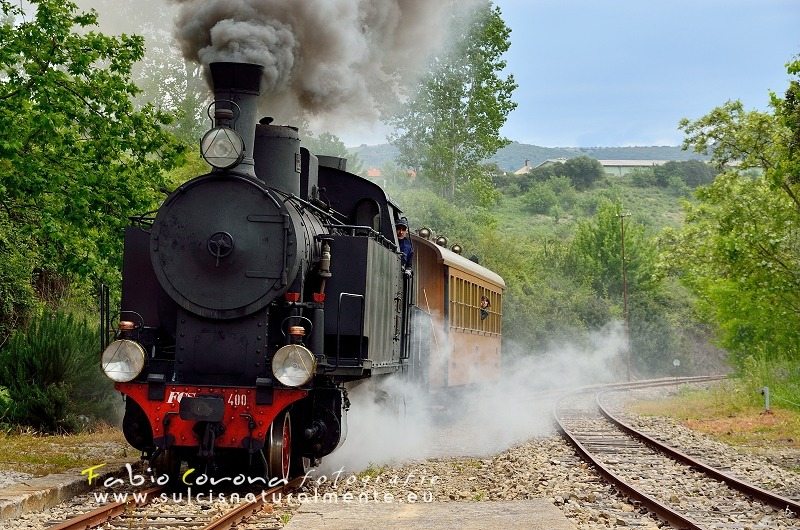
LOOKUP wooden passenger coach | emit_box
[409,234,505,389]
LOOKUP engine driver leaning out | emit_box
[396,217,413,268]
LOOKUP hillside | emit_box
[385,165,713,375]
[350,142,708,172]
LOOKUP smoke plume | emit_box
[169,0,482,131]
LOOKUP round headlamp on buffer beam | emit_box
[100,320,145,383]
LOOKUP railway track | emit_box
[554,378,800,529]
[46,477,304,530]
[4,376,797,529]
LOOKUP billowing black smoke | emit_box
[169,0,483,128]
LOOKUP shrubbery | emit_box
[523,182,558,214]
[523,176,578,216]
[0,217,38,346]
[0,310,119,433]
[739,353,800,412]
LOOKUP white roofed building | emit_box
[511,158,683,178]
[598,160,670,176]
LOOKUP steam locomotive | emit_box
[100,62,504,482]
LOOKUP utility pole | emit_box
[617,211,631,381]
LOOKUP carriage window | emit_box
[449,277,502,335]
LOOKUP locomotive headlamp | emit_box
[101,339,145,382]
[272,344,317,387]
[200,126,245,169]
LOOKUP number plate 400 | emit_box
[227,393,247,406]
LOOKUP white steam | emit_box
[320,321,626,474]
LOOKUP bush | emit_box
[524,182,558,214]
[460,175,500,208]
[575,193,602,215]
[0,310,119,432]
[666,174,690,197]
[629,168,656,187]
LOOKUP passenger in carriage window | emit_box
[480,295,490,321]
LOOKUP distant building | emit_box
[517,157,670,177]
[513,159,531,175]
[363,166,416,183]
[597,160,669,177]
[533,158,568,170]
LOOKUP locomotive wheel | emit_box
[267,411,291,481]
[152,448,181,485]
[291,454,312,478]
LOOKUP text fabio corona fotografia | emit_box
[82,463,438,505]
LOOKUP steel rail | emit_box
[576,374,724,393]
[597,391,800,516]
[48,485,164,530]
[553,391,703,530]
[200,476,305,530]
[48,476,304,530]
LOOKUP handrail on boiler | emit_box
[326,224,395,251]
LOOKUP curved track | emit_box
[554,378,800,529]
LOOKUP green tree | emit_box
[566,201,656,300]
[524,181,558,214]
[660,173,800,364]
[389,2,517,201]
[562,156,605,190]
[653,160,717,188]
[301,131,364,175]
[137,49,209,144]
[72,0,209,143]
[0,0,184,331]
[665,56,800,365]
[0,212,37,344]
[519,164,558,191]
[564,201,685,374]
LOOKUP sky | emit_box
[71,0,800,148]
[492,0,800,147]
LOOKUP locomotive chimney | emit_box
[208,62,264,178]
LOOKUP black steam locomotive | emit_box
[100,62,416,481]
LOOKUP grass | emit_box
[628,380,800,449]
[0,423,129,476]
[356,463,390,480]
